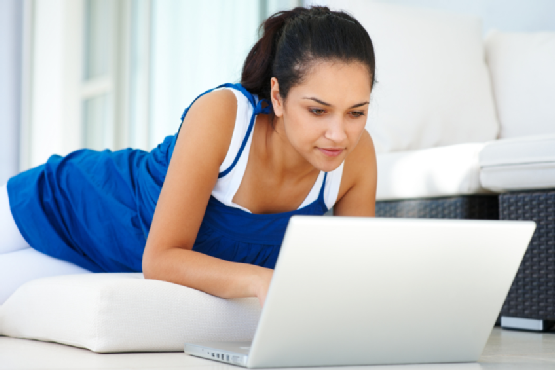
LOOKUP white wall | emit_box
[266,0,302,17]
[0,0,23,184]
[379,0,555,33]
[308,0,555,33]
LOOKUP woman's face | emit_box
[271,61,372,172]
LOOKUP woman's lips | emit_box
[319,148,344,157]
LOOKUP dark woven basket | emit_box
[376,195,499,220]
[499,190,555,321]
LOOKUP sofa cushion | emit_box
[328,0,499,153]
[376,143,490,201]
[480,134,555,191]
[0,273,261,353]
[485,31,555,139]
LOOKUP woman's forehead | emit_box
[290,61,372,104]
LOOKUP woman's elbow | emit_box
[142,248,161,280]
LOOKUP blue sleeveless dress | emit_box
[7,83,330,273]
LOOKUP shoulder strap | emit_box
[179,83,257,123]
[177,83,269,178]
[217,86,270,178]
[318,172,328,200]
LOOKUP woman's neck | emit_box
[256,114,318,182]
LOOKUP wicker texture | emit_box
[376,195,499,220]
[499,190,555,321]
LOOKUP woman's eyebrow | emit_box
[303,97,331,106]
[303,97,370,109]
[349,101,370,109]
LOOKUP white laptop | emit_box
[184,216,536,368]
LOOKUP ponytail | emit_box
[241,8,309,101]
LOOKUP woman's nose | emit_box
[325,118,347,142]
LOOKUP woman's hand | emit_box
[252,267,274,308]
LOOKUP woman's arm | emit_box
[333,130,377,217]
[142,89,273,306]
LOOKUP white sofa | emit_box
[329,1,555,202]
[330,1,555,331]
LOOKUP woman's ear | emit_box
[270,77,284,117]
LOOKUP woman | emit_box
[0,6,377,306]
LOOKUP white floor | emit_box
[1,328,555,370]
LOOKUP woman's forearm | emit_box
[142,247,272,300]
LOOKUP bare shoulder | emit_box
[179,88,238,137]
[174,88,238,164]
[334,130,377,216]
[338,130,377,197]
[349,129,375,164]
[189,88,237,116]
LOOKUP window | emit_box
[22,0,300,170]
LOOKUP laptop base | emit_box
[185,342,250,367]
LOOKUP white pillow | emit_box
[327,1,499,152]
[0,274,261,353]
[485,30,555,139]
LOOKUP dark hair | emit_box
[241,6,375,110]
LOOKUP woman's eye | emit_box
[310,108,325,116]
[350,111,365,118]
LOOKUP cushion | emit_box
[479,134,555,191]
[485,31,555,139]
[0,273,261,353]
[377,143,490,201]
[328,1,499,153]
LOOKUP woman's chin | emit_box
[313,156,345,173]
